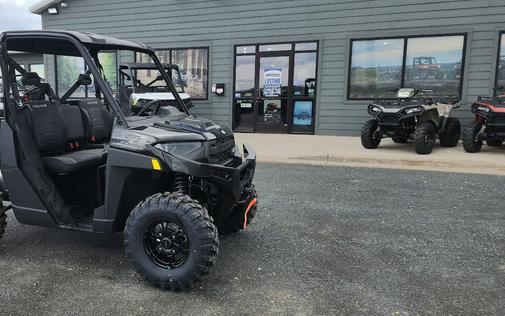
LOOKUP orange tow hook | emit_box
[243,197,258,230]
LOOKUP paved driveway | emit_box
[0,163,504,315]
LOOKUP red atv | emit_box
[463,96,505,152]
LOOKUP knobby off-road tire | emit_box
[217,186,258,235]
[439,117,461,147]
[486,139,503,147]
[361,119,381,149]
[0,197,6,239]
[124,192,219,291]
[413,122,436,154]
[392,135,408,144]
[463,121,483,153]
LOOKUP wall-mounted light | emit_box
[47,7,58,15]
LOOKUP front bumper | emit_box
[156,143,256,202]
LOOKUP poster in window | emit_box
[263,68,282,97]
[293,101,313,126]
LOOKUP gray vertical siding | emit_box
[40,0,505,135]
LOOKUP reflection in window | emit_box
[496,34,505,98]
[293,52,317,97]
[171,48,208,99]
[405,36,464,97]
[56,55,86,97]
[348,35,465,99]
[235,55,255,97]
[349,38,404,99]
[136,49,208,99]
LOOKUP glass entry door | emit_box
[233,42,318,134]
[256,55,290,133]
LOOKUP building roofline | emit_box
[30,0,64,15]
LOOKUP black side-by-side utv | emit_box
[0,31,258,291]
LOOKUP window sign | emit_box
[263,68,282,97]
[293,100,313,126]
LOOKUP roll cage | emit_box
[0,31,190,128]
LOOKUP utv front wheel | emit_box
[439,117,461,147]
[0,197,7,239]
[124,192,218,291]
[413,122,436,154]
[361,119,381,149]
[463,121,483,153]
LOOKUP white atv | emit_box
[119,63,193,116]
[361,88,461,154]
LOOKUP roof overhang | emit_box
[30,0,66,15]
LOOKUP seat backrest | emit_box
[27,101,67,153]
[58,105,86,143]
[76,99,113,142]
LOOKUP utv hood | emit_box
[110,115,233,152]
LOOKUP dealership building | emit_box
[26,0,505,135]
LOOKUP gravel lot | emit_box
[0,163,504,315]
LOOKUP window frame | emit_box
[135,46,210,100]
[347,33,468,100]
[494,31,505,92]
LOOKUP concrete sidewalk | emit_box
[235,133,505,175]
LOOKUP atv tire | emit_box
[124,192,218,291]
[413,122,436,154]
[0,197,6,239]
[361,119,381,149]
[392,136,408,144]
[463,121,483,153]
[439,117,461,147]
[217,186,258,235]
[486,139,503,147]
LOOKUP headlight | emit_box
[370,105,382,113]
[476,105,490,113]
[155,141,203,156]
[405,107,423,114]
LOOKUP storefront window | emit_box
[259,43,292,52]
[56,55,86,97]
[349,38,404,99]
[295,42,318,51]
[171,48,208,99]
[348,34,466,99]
[404,36,465,96]
[293,52,317,97]
[495,33,505,97]
[136,48,209,99]
[236,46,256,54]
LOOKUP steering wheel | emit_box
[136,99,163,116]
